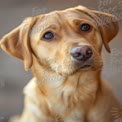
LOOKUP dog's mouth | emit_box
[79,64,92,69]
[77,60,93,70]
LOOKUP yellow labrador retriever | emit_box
[0,5,122,122]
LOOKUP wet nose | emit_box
[70,45,93,61]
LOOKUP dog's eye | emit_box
[80,23,91,32]
[42,31,54,41]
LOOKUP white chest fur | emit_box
[24,78,86,122]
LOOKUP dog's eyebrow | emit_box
[31,23,59,34]
[74,9,98,26]
[64,10,97,27]
[42,24,58,31]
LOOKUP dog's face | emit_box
[30,9,103,75]
[0,6,119,76]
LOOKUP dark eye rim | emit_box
[42,31,55,41]
[80,23,92,32]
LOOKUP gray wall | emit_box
[0,0,122,121]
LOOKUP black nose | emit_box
[70,45,93,61]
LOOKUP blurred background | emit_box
[0,0,122,121]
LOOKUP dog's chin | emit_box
[60,64,93,76]
[65,65,92,76]
[57,62,102,76]
[51,60,100,76]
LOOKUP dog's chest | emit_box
[24,79,85,122]
[47,89,85,122]
[49,99,85,122]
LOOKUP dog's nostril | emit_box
[70,45,93,61]
[87,48,92,55]
[73,52,81,57]
[86,48,93,58]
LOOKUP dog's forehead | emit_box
[36,8,94,26]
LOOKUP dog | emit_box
[0,5,122,122]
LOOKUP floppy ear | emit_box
[0,17,37,70]
[92,11,119,53]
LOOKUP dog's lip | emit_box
[79,64,92,69]
[78,60,93,70]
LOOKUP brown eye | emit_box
[42,31,54,41]
[80,23,91,32]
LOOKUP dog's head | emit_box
[0,6,119,76]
